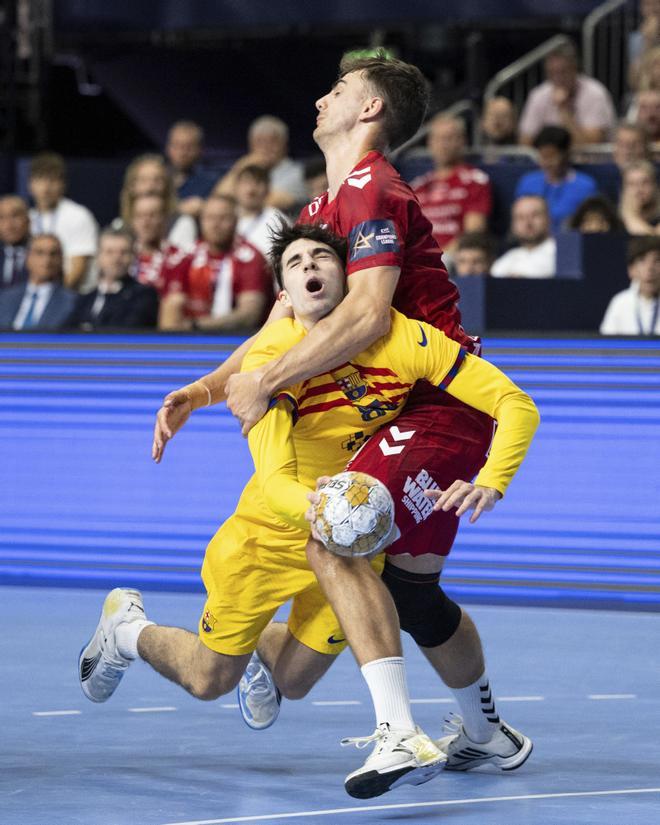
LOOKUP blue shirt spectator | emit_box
[515,125,597,231]
[166,120,218,213]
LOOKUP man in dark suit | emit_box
[0,195,30,289]
[0,233,77,330]
[70,227,158,330]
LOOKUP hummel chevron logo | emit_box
[347,173,372,189]
[379,426,416,456]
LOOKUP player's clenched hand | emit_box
[152,390,192,463]
[305,490,324,542]
[225,368,268,436]
[424,481,502,524]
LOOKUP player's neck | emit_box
[323,137,378,199]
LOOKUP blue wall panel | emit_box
[1,334,659,610]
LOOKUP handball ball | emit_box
[314,471,394,557]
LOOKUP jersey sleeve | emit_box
[466,175,492,216]
[342,172,408,276]
[379,311,465,389]
[247,399,310,530]
[241,317,305,382]
[233,245,273,297]
[445,354,541,495]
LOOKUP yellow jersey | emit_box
[242,308,539,533]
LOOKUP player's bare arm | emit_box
[152,299,293,462]
[226,263,400,435]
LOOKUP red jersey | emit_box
[412,164,492,250]
[185,237,273,320]
[135,243,192,298]
[298,150,477,351]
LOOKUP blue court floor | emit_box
[1,587,659,825]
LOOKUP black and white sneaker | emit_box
[342,723,446,799]
[436,714,533,771]
[78,588,148,703]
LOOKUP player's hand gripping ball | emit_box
[314,471,394,557]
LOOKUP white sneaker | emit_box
[342,723,446,799]
[237,652,281,730]
[436,714,533,771]
[78,588,147,703]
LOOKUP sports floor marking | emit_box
[496,695,545,702]
[159,787,660,825]
[410,697,454,704]
[127,706,177,713]
[31,710,81,717]
[588,693,637,700]
[311,700,361,706]
[220,703,239,709]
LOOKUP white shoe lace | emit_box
[442,712,464,737]
[341,722,391,750]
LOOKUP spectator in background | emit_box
[0,234,76,330]
[632,89,660,142]
[480,97,517,146]
[629,0,660,90]
[600,235,660,334]
[160,195,272,332]
[118,154,197,251]
[412,114,492,257]
[28,153,98,291]
[70,228,158,331]
[619,159,660,234]
[518,41,616,146]
[165,120,218,218]
[130,194,192,298]
[491,196,556,278]
[453,233,497,276]
[0,195,30,289]
[304,156,329,201]
[515,126,597,231]
[235,164,289,257]
[216,116,307,211]
[613,122,651,174]
[568,195,625,234]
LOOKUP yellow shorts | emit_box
[198,509,383,657]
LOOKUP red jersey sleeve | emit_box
[341,166,408,276]
[466,172,492,217]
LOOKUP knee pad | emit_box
[382,559,462,647]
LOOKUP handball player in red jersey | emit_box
[152,53,532,795]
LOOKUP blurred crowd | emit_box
[2,15,660,336]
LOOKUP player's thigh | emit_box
[192,642,252,696]
[272,630,338,700]
[348,402,493,557]
[199,520,304,657]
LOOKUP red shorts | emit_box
[347,384,494,557]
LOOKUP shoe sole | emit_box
[445,736,533,772]
[236,684,282,731]
[345,758,445,799]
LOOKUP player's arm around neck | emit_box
[227,265,399,435]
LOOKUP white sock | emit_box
[360,656,415,732]
[116,619,155,660]
[450,672,500,743]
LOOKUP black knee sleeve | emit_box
[382,559,462,647]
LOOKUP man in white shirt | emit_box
[519,41,616,146]
[491,196,556,279]
[235,164,289,257]
[28,153,98,291]
[215,116,307,212]
[600,236,660,335]
[0,234,77,330]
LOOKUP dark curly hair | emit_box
[269,222,347,288]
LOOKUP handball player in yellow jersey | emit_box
[80,223,538,798]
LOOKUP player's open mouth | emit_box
[306,277,323,293]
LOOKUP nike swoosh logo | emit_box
[417,324,428,347]
[327,635,346,645]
